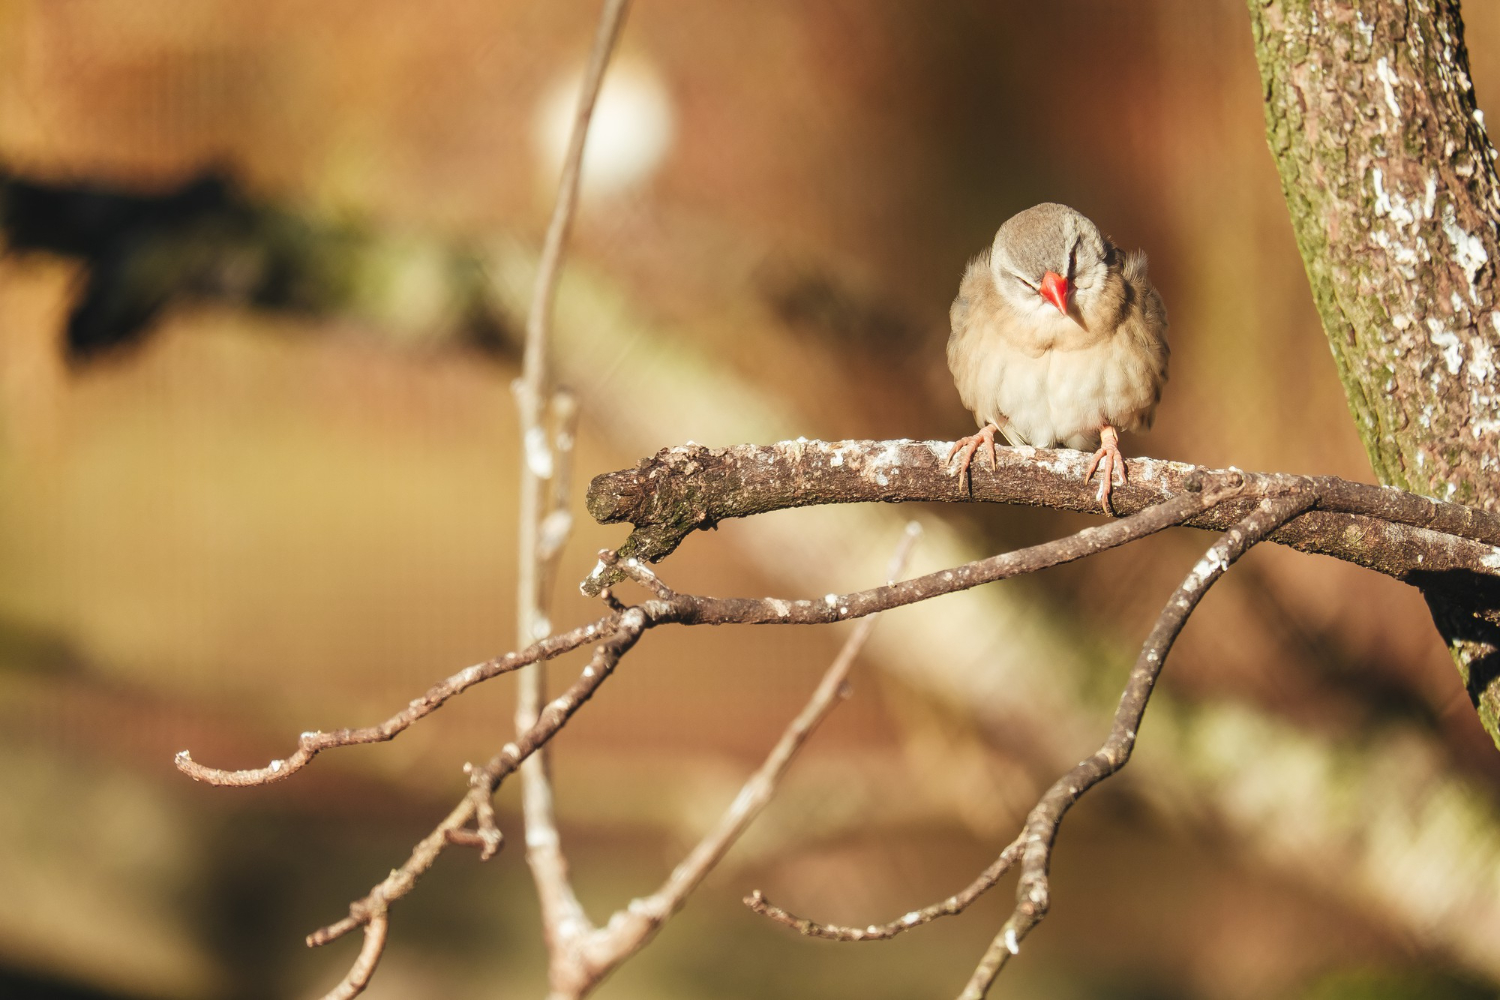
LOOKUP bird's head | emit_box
[989,203,1112,318]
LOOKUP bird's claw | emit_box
[946,424,1000,493]
[1085,427,1127,516]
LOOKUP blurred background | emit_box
[2,1,1500,998]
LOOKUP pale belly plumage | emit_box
[959,329,1161,450]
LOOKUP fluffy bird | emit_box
[946,203,1169,513]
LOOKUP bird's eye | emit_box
[1013,273,1037,291]
[1067,243,1078,279]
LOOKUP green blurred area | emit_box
[2,2,1500,998]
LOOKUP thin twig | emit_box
[537,391,582,578]
[480,617,645,793]
[302,617,646,976]
[956,491,1317,1000]
[174,615,623,786]
[314,912,388,1000]
[744,833,1025,941]
[645,483,1241,627]
[514,0,632,972]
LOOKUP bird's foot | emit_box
[946,424,1000,492]
[1084,425,1127,516]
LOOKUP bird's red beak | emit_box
[1040,271,1070,314]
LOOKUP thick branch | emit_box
[1248,0,1500,749]
[584,440,1500,592]
[1248,0,1500,505]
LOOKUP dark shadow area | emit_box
[0,967,163,1000]
[0,168,517,365]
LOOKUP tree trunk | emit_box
[1247,0,1500,748]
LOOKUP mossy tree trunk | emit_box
[1248,0,1500,749]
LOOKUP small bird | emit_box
[946,203,1169,513]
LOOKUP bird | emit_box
[945,203,1169,514]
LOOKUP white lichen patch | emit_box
[1033,448,1079,477]
[1371,168,1416,229]
[524,426,555,479]
[1426,318,1465,375]
[866,439,907,471]
[1368,228,1420,280]
[1440,202,1489,302]
[1183,546,1231,592]
[1355,10,1373,47]
[1469,337,1495,384]
[1376,57,1403,119]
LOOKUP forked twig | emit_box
[314,913,388,1000]
[300,619,645,997]
[548,524,923,996]
[957,490,1316,999]
[741,491,1316,999]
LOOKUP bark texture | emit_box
[1249,0,1500,746]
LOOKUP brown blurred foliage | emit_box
[1,2,1498,999]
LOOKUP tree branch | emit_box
[513,0,632,978]
[584,440,1500,594]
